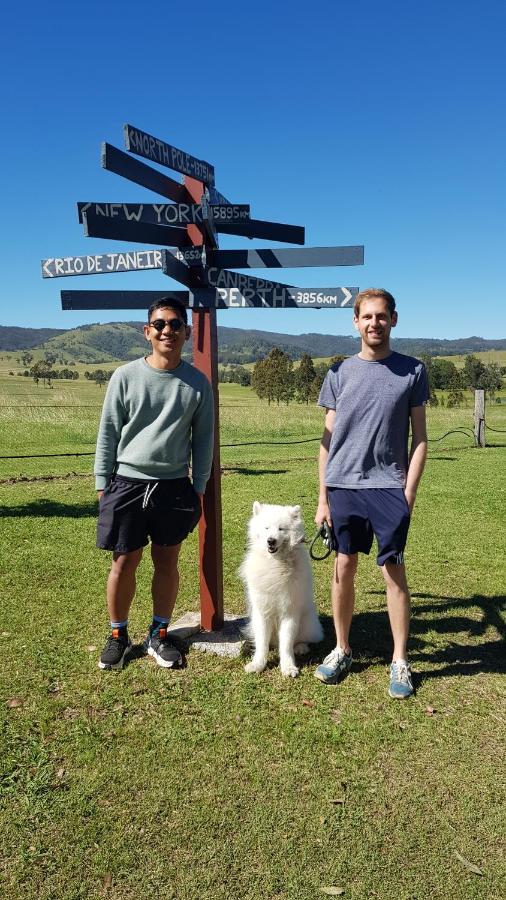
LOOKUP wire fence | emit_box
[1,423,505,468]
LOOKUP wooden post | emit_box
[184,175,224,631]
[474,389,485,447]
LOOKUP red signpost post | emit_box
[44,124,363,635]
[184,175,224,631]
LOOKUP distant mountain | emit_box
[0,322,505,364]
[0,326,65,351]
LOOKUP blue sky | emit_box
[1,0,504,340]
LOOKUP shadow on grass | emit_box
[354,592,506,682]
[2,499,97,518]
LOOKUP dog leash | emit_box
[309,522,336,560]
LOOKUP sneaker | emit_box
[314,647,352,684]
[146,625,182,669]
[98,628,131,670]
[389,660,414,699]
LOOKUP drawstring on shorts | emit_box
[142,482,159,509]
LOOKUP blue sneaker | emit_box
[389,660,414,699]
[314,647,352,684]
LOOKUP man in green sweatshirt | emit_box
[94,297,214,671]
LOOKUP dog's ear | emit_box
[290,505,301,518]
[252,501,262,516]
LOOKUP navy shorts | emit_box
[327,488,411,565]
[97,476,201,554]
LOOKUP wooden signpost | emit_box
[42,123,364,632]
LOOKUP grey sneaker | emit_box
[389,660,414,699]
[98,628,131,670]
[314,647,352,684]
[146,626,182,669]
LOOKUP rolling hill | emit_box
[0,322,505,365]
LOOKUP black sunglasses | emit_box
[148,318,186,333]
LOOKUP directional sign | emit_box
[82,209,190,247]
[216,217,305,244]
[42,249,164,278]
[125,124,215,186]
[173,246,206,267]
[190,286,358,309]
[161,250,206,289]
[206,245,364,269]
[78,202,249,227]
[208,186,232,206]
[60,290,189,310]
[102,143,192,204]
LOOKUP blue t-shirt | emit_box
[318,352,428,489]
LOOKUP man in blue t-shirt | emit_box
[314,288,429,698]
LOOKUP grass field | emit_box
[0,373,505,899]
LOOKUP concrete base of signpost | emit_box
[168,612,249,659]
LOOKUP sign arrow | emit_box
[215,218,305,244]
[206,245,364,269]
[42,249,164,279]
[102,143,193,204]
[124,124,215,186]
[60,290,189,310]
[82,209,191,247]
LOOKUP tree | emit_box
[44,351,58,366]
[478,362,503,399]
[252,357,270,402]
[21,351,33,367]
[447,370,464,407]
[431,358,460,390]
[294,353,316,404]
[252,348,294,404]
[462,354,486,390]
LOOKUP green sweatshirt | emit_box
[94,358,214,493]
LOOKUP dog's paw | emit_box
[280,662,300,678]
[244,660,266,674]
[294,642,309,655]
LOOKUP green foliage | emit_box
[252,347,294,405]
[294,352,316,404]
[462,354,486,389]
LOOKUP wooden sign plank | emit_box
[207,245,364,269]
[191,286,359,309]
[208,186,232,206]
[77,202,250,227]
[124,124,215,186]
[161,250,206,289]
[215,218,305,244]
[42,249,164,278]
[60,290,189,310]
[102,143,192,204]
[82,209,191,247]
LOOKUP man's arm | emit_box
[405,404,428,512]
[94,371,125,494]
[315,408,335,527]
[191,379,215,495]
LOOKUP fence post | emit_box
[474,389,485,447]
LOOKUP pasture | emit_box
[0,371,505,900]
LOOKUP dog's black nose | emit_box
[267,537,277,548]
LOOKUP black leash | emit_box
[309,522,336,560]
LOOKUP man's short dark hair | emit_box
[353,288,396,317]
[147,297,188,325]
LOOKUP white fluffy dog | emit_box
[240,501,324,677]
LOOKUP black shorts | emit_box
[97,476,201,554]
[327,487,411,565]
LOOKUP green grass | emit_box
[0,381,505,899]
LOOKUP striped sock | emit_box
[151,615,170,634]
[111,619,128,631]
